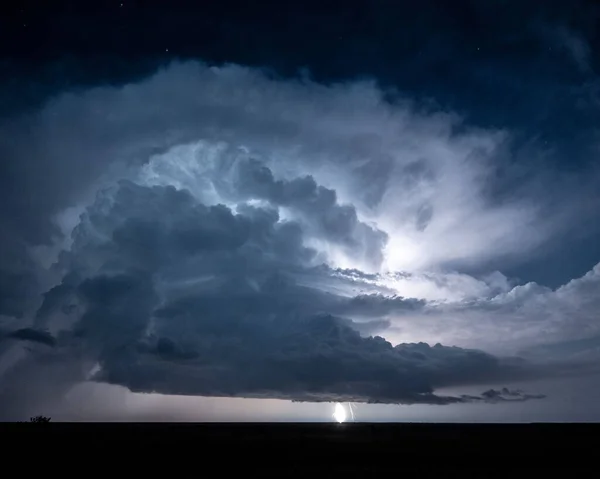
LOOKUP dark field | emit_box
[5,423,596,472]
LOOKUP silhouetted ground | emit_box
[4,423,596,473]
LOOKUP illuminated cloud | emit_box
[0,59,599,417]
[0,62,564,279]
[0,177,544,412]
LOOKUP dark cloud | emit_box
[0,346,90,421]
[0,270,37,319]
[478,388,546,402]
[76,272,157,354]
[96,327,544,405]
[90,303,540,405]
[0,235,44,318]
[56,180,316,279]
[224,158,388,270]
[19,179,545,406]
[3,328,56,347]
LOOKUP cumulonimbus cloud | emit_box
[0,61,564,281]
[0,177,546,408]
[3,60,599,414]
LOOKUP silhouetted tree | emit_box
[29,415,51,422]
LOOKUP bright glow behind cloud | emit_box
[132,134,541,277]
[11,61,556,280]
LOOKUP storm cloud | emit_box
[1,61,585,280]
[1,55,599,417]
[0,177,543,408]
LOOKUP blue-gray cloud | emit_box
[14,179,545,406]
[2,56,599,416]
[2,328,56,347]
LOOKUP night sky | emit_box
[1,0,600,421]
